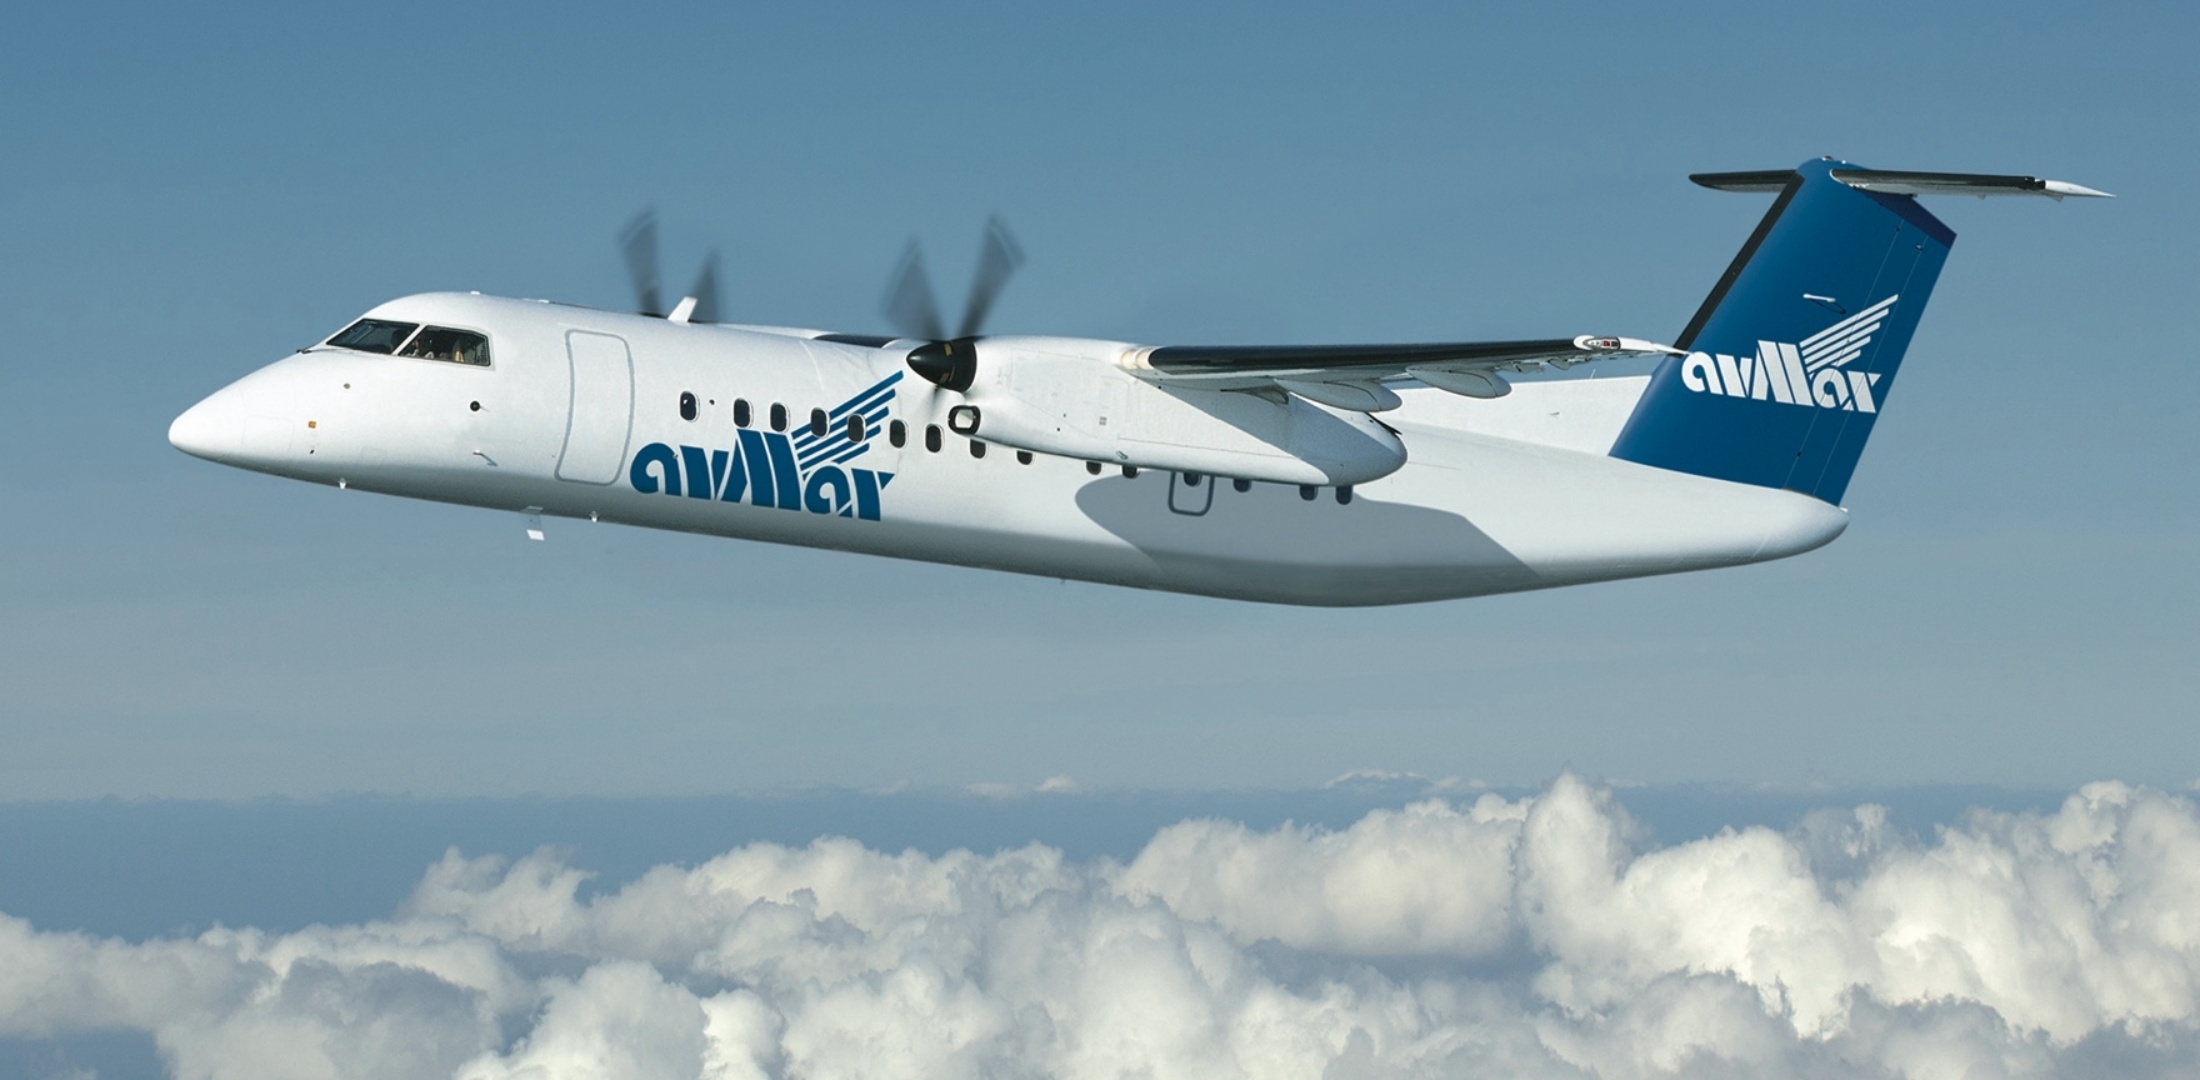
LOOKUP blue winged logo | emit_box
[628,370,903,519]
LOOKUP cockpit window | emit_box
[326,319,418,354]
[398,327,491,366]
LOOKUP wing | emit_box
[1117,335,1680,410]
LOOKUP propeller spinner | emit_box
[886,216,1024,392]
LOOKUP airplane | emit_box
[168,159,2105,606]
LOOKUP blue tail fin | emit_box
[1608,158,1955,504]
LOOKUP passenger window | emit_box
[1299,485,1318,501]
[679,392,698,421]
[810,408,828,437]
[970,440,987,459]
[846,414,864,442]
[889,420,906,448]
[1016,450,1033,465]
[398,326,491,366]
[770,403,788,432]
[734,399,751,428]
[925,424,942,453]
[1086,461,1102,475]
[1233,478,1251,492]
[1122,465,1139,478]
[326,319,418,355]
[1336,485,1354,505]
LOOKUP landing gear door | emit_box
[557,331,634,484]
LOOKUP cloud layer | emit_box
[6,777,2199,1079]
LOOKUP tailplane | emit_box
[1608,159,2106,504]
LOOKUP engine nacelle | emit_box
[944,337,1407,485]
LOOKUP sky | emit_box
[7,0,2194,799]
[2,2,2198,1075]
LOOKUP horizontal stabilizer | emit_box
[1829,169,2111,200]
[1689,170,1795,193]
[1693,167,2111,200]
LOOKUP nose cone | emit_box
[169,389,244,462]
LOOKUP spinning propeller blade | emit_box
[883,240,946,341]
[617,207,723,322]
[956,216,1025,339]
[687,249,720,325]
[619,208,663,318]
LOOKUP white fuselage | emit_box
[170,293,1846,606]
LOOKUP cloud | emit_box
[7,778,2200,1078]
[1113,794,1526,957]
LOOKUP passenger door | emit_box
[556,331,633,484]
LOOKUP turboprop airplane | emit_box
[169,159,2104,605]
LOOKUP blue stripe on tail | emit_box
[1609,159,1954,504]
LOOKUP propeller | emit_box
[884,216,1025,391]
[618,206,721,323]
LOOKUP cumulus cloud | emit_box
[7,777,2200,1079]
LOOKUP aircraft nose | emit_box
[168,386,244,462]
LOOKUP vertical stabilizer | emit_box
[1608,159,1954,504]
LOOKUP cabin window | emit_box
[733,399,751,427]
[1016,450,1033,465]
[1122,465,1139,478]
[810,408,829,437]
[1086,461,1102,475]
[1233,478,1252,492]
[326,319,418,355]
[925,424,942,452]
[846,414,864,442]
[398,326,491,366]
[1336,485,1354,505]
[1299,485,1318,501]
[678,392,698,421]
[970,440,987,459]
[1183,472,1203,487]
[770,403,788,432]
[889,420,907,448]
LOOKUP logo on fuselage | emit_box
[628,371,900,520]
[1680,295,1897,413]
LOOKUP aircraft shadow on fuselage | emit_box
[1072,474,1537,603]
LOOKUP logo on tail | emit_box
[1678,294,1898,413]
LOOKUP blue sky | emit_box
[1,0,2193,797]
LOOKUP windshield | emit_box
[397,326,491,366]
[325,319,417,354]
[323,319,491,366]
